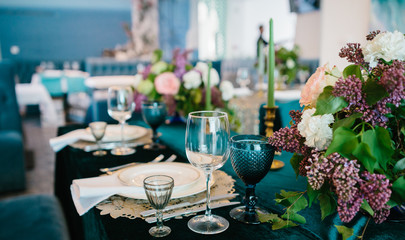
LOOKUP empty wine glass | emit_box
[185,111,230,234]
[107,86,135,156]
[89,121,107,156]
[141,101,167,150]
[144,175,174,238]
[229,134,275,224]
[236,68,251,88]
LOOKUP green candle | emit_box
[205,62,212,110]
[268,18,275,107]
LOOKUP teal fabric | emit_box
[0,194,70,240]
[66,76,87,93]
[55,124,405,240]
[40,74,64,97]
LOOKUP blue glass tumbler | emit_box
[229,134,275,224]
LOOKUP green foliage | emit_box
[392,176,405,203]
[314,86,348,115]
[343,64,363,80]
[307,184,320,207]
[335,225,354,240]
[258,213,298,230]
[353,142,377,173]
[318,192,336,220]
[332,113,363,132]
[360,200,374,217]
[290,153,303,178]
[325,127,358,158]
[363,79,389,106]
[362,127,394,171]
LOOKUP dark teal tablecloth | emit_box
[55,123,405,240]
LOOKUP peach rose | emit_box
[154,72,180,95]
[300,64,340,107]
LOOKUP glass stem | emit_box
[205,171,212,217]
[152,128,158,144]
[156,209,164,229]
[96,140,101,152]
[120,121,125,148]
[245,184,257,213]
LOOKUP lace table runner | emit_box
[96,170,236,220]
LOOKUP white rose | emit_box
[194,62,220,86]
[133,73,143,88]
[363,30,405,67]
[183,70,202,89]
[219,80,234,101]
[297,108,334,150]
[286,58,295,69]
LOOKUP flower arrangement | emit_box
[133,49,238,127]
[274,45,308,85]
[263,30,405,237]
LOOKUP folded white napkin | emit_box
[71,174,144,216]
[49,129,88,152]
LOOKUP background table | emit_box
[54,122,405,240]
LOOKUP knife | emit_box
[145,201,240,223]
[84,142,141,152]
[141,193,239,217]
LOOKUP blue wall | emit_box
[0,7,131,61]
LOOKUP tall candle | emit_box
[205,62,212,110]
[268,18,275,107]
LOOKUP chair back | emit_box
[40,71,64,97]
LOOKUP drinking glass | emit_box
[229,135,275,224]
[185,111,230,234]
[89,121,107,156]
[236,68,251,88]
[107,86,135,156]
[143,175,174,238]
[141,101,167,150]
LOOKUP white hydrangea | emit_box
[286,58,295,69]
[183,70,202,89]
[219,80,234,101]
[194,62,220,86]
[363,30,405,67]
[297,108,334,150]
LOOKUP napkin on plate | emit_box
[70,174,143,216]
[49,129,88,152]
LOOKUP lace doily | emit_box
[96,170,236,220]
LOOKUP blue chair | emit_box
[40,72,64,97]
[0,60,26,193]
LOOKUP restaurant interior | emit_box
[0,0,404,239]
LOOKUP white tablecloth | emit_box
[85,76,137,89]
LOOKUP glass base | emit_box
[229,206,269,224]
[144,142,166,151]
[111,147,135,156]
[149,225,171,237]
[187,214,229,235]
[93,150,107,156]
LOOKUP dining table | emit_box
[54,119,405,240]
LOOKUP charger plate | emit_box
[83,124,148,142]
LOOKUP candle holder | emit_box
[263,105,285,170]
[263,105,278,138]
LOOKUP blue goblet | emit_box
[229,134,275,224]
[141,101,167,150]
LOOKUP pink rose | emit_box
[154,72,180,95]
[300,64,327,107]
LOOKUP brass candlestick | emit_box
[263,105,285,170]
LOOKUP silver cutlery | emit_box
[145,201,240,223]
[99,154,164,173]
[140,193,239,217]
[85,142,141,152]
[164,154,177,162]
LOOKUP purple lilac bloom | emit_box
[366,30,381,41]
[337,193,363,223]
[173,49,192,79]
[339,43,365,65]
[133,92,148,112]
[360,172,392,210]
[142,64,152,80]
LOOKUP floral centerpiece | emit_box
[133,49,238,128]
[262,30,405,237]
[274,45,308,85]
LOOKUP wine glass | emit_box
[185,111,230,234]
[141,101,167,150]
[89,121,107,156]
[229,134,275,224]
[236,68,251,89]
[107,86,135,156]
[143,175,174,237]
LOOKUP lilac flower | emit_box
[339,43,365,65]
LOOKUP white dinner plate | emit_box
[83,124,148,142]
[117,162,214,200]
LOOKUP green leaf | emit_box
[343,64,363,80]
[282,210,306,224]
[275,190,308,212]
[335,225,354,240]
[332,113,363,132]
[307,184,320,207]
[318,193,336,220]
[360,200,374,217]
[272,218,298,230]
[392,176,405,203]
[314,86,348,115]
[352,142,377,173]
[290,153,303,178]
[363,80,389,106]
[325,127,358,158]
[394,158,405,173]
[258,213,279,223]
[362,127,394,170]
